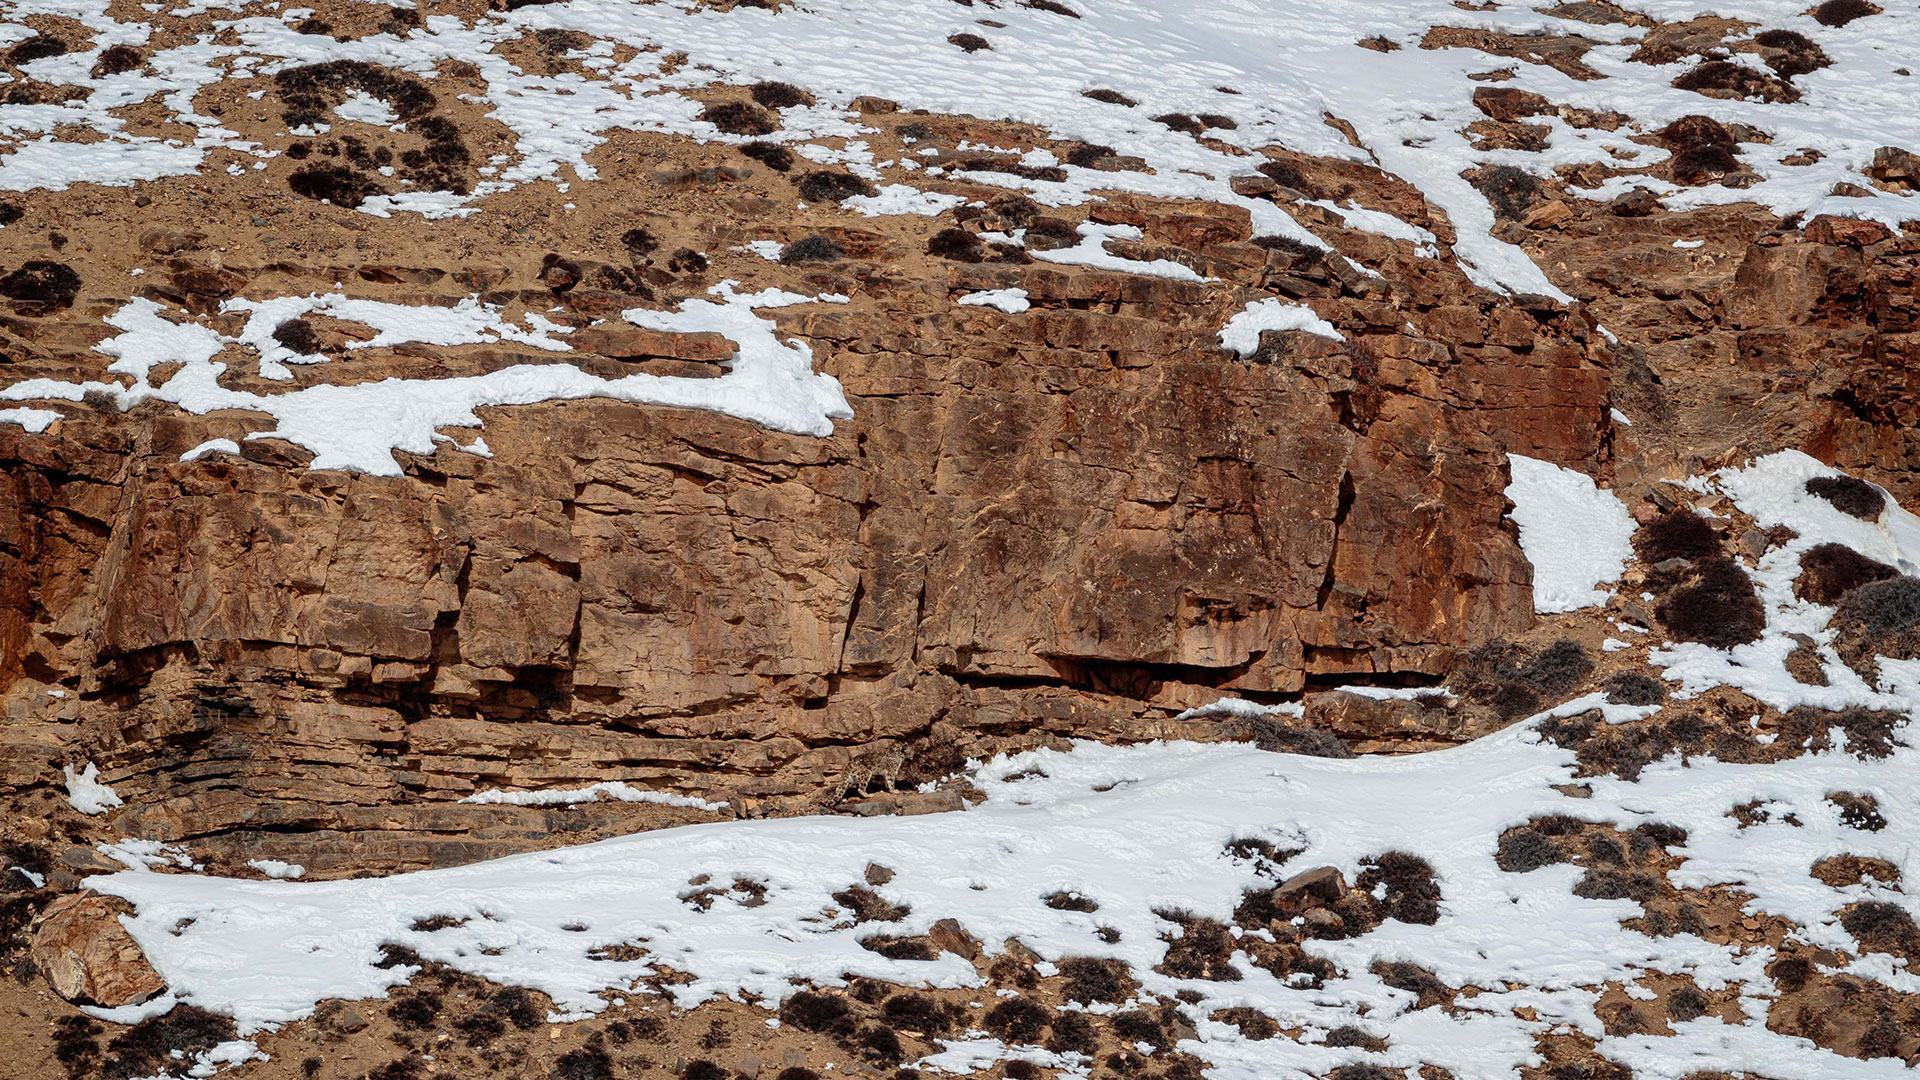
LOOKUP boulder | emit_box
[30,892,166,1007]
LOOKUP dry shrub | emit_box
[1655,557,1764,648]
[1796,543,1897,604]
[1805,475,1885,520]
[1634,507,1723,564]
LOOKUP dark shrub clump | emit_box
[93,44,144,75]
[1672,60,1799,103]
[699,100,778,136]
[1656,557,1765,648]
[101,1006,237,1080]
[288,164,386,208]
[1812,0,1880,27]
[1081,88,1136,106]
[1456,638,1595,719]
[1045,1011,1097,1054]
[1496,826,1564,873]
[1110,1009,1169,1051]
[1667,984,1710,1022]
[740,140,795,171]
[1840,900,1918,955]
[1248,717,1353,758]
[1573,868,1660,902]
[1525,638,1595,696]
[982,996,1049,1042]
[1357,851,1442,924]
[272,317,322,354]
[8,35,67,65]
[1796,543,1898,604]
[1603,671,1667,706]
[780,235,843,265]
[1043,890,1099,912]
[1473,164,1541,219]
[795,170,876,203]
[0,260,80,308]
[1805,475,1885,520]
[1634,507,1722,564]
[389,992,441,1029]
[1778,705,1904,759]
[882,992,953,1035]
[1831,576,1920,673]
[1057,956,1135,1003]
[1829,790,1887,831]
[553,1046,614,1080]
[947,32,991,52]
[274,60,435,128]
[927,227,984,262]
[750,80,809,109]
[779,990,851,1032]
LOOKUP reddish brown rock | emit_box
[29,893,166,1007]
[0,119,1615,873]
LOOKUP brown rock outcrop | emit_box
[0,115,1615,872]
[29,892,166,1007]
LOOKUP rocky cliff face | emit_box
[3,139,1621,870]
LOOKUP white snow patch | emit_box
[1031,222,1209,282]
[957,288,1030,314]
[1217,297,1344,357]
[1504,454,1635,614]
[332,91,397,126]
[842,183,966,217]
[181,438,240,461]
[461,782,729,812]
[0,406,63,432]
[63,762,124,816]
[247,860,305,880]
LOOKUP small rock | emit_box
[928,918,980,960]
[1302,908,1344,933]
[1275,865,1346,904]
[317,999,370,1034]
[1521,200,1572,228]
[1609,190,1660,217]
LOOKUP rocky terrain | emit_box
[2,0,1919,1077]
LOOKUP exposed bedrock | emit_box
[0,177,1622,869]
